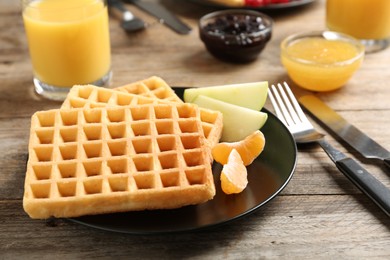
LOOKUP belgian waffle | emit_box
[24,103,216,219]
[114,76,183,103]
[61,84,223,147]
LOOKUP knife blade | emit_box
[299,94,390,168]
[124,0,191,34]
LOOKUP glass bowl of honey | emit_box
[281,31,365,91]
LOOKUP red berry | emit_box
[244,0,290,6]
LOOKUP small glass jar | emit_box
[281,31,365,92]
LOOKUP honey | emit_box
[281,32,364,91]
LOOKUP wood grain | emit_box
[1,196,389,258]
[1,0,389,258]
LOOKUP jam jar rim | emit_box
[199,9,273,40]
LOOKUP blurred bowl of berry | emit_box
[199,9,273,63]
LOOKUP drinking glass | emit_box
[326,0,390,53]
[22,0,112,100]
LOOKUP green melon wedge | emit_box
[184,81,268,111]
[192,95,268,142]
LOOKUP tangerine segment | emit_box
[220,149,248,194]
[212,130,265,166]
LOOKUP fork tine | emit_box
[268,86,286,125]
[283,82,311,125]
[272,85,295,126]
[269,85,294,126]
[277,83,301,125]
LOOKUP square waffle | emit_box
[24,103,216,219]
[61,84,223,148]
[114,76,183,103]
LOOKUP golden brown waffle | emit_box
[24,103,216,219]
[114,76,183,103]
[62,84,223,148]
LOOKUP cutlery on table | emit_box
[268,82,390,217]
[298,94,390,169]
[108,0,146,32]
[124,0,191,34]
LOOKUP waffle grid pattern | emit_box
[61,84,162,109]
[61,84,223,147]
[114,76,183,103]
[24,104,216,219]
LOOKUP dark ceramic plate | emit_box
[69,87,297,234]
[191,0,316,10]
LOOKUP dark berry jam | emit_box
[199,10,272,63]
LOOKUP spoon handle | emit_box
[384,157,390,169]
[108,0,127,13]
[108,0,135,21]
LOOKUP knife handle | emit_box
[336,157,390,217]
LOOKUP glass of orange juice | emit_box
[326,0,390,53]
[22,0,112,100]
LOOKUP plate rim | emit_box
[190,0,316,10]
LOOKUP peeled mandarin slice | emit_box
[220,149,248,194]
[212,130,265,166]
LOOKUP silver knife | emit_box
[299,94,390,168]
[125,0,192,34]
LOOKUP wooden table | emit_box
[1,0,389,258]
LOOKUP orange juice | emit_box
[23,0,111,88]
[281,32,364,91]
[327,0,390,40]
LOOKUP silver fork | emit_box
[268,82,390,217]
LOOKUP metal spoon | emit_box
[108,0,146,32]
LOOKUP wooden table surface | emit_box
[1,0,389,258]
